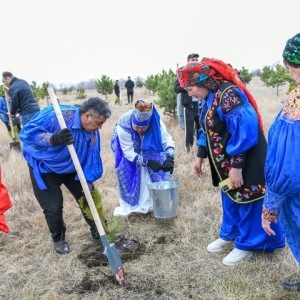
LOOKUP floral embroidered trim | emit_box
[221,88,242,113]
[230,154,244,165]
[62,108,75,122]
[281,86,300,120]
[135,154,145,166]
[165,147,175,157]
[232,185,266,202]
[206,87,266,202]
[38,132,52,145]
[262,207,279,222]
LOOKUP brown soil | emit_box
[78,237,145,268]
[76,237,146,290]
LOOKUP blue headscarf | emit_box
[132,100,164,152]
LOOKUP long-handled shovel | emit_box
[4,90,21,151]
[47,87,125,285]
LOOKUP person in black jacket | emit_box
[125,76,135,104]
[114,80,120,105]
[174,53,201,153]
[2,71,40,126]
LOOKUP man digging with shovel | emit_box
[19,98,111,254]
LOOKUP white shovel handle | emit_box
[4,90,15,139]
[47,87,105,236]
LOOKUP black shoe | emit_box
[282,281,300,291]
[185,144,191,153]
[54,240,69,254]
[92,237,102,245]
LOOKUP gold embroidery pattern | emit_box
[281,86,300,120]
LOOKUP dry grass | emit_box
[1,80,300,300]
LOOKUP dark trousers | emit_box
[184,103,200,147]
[3,121,21,134]
[29,166,97,242]
[127,91,134,104]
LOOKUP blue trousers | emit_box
[21,111,39,126]
[219,192,285,252]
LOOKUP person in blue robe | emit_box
[262,33,300,291]
[111,100,175,217]
[176,58,285,266]
[19,97,111,254]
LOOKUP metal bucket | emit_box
[147,181,180,219]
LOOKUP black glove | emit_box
[147,160,163,172]
[50,128,75,146]
[162,156,174,174]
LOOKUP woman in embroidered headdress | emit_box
[111,100,175,217]
[262,33,300,291]
[176,58,285,266]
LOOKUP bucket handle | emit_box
[147,170,154,185]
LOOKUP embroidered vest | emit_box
[205,82,267,203]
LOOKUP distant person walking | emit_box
[125,76,134,105]
[2,71,40,126]
[114,80,121,105]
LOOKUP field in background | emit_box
[1,78,299,300]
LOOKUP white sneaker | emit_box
[222,248,253,266]
[207,238,232,253]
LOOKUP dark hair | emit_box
[2,71,13,78]
[187,53,199,62]
[283,58,300,69]
[79,97,111,119]
[196,77,219,91]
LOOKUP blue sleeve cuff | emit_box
[134,154,147,166]
[263,189,286,213]
[230,153,246,168]
[165,146,175,157]
[196,128,207,147]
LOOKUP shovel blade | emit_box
[10,142,21,151]
[101,236,125,285]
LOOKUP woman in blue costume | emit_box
[176,59,285,266]
[262,33,300,291]
[111,100,175,217]
[20,98,111,254]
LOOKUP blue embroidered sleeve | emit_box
[218,87,258,156]
[20,106,60,149]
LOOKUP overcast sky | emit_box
[1,0,299,86]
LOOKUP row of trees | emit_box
[0,81,50,100]
[143,63,296,116]
[240,64,297,96]
[0,63,296,112]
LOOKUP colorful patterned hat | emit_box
[176,58,264,132]
[176,58,243,88]
[132,100,153,127]
[282,33,300,66]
